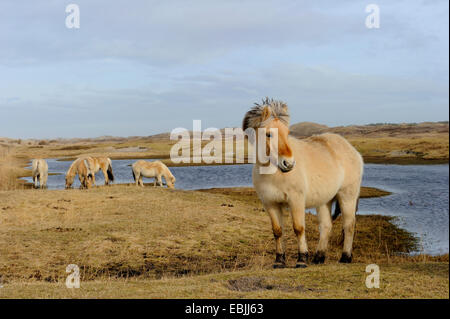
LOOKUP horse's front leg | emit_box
[265,203,285,268]
[43,174,48,189]
[289,196,309,268]
[156,175,163,187]
[33,175,38,189]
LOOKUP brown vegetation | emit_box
[0,185,447,298]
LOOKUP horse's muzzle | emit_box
[278,159,295,173]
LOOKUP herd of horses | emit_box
[31,157,175,190]
[30,98,363,266]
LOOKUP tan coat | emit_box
[132,160,176,189]
[244,98,363,267]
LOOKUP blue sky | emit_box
[0,0,448,138]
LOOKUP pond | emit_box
[23,159,449,255]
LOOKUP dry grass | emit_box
[0,185,447,299]
[0,127,448,298]
[199,186,391,200]
[1,262,448,299]
[0,146,29,191]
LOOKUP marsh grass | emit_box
[0,185,444,284]
[0,146,28,191]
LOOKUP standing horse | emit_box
[132,160,176,189]
[65,157,95,189]
[89,157,115,186]
[243,98,363,268]
[32,159,48,189]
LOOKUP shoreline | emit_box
[50,155,450,166]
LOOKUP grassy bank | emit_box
[0,185,448,298]
[1,262,448,299]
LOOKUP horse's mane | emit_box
[66,158,79,177]
[242,97,290,131]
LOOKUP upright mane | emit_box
[242,97,290,131]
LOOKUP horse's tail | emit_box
[132,167,136,182]
[332,198,341,221]
[84,159,93,179]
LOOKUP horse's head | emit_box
[65,174,73,189]
[166,175,176,189]
[243,98,295,173]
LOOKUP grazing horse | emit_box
[65,157,95,189]
[132,160,176,189]
[89,157,115,186]
[243,98,363,268]
[31,159,48,189]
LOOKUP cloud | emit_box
[0,0,444,66]
[0,0,448,138]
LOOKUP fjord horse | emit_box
[243,98,363,268]
[65,157,95,189]
[32,159,48,189]
[132,160,176,189]
[89,157,115,186]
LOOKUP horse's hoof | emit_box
[339,252,352,263]
[275,253,286,263]
[295,262,308,268]
[273,262,286,269]
[273,253,286,269]
[297,252,309,263]
[312,251,326,264]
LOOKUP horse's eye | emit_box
[266,132,272,138]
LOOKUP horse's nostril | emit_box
[282,160,292,168]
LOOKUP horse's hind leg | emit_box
[337,192,358,263]
[43,174,48,189]
[265,203,285,268]
[312,201,333,264]
[102,169,108,185]
[39,174,45,189]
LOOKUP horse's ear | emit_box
[261,106,271,122]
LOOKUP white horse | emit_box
[243,98,363,268]
[132,160,176,189]
[31,159,48,189]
